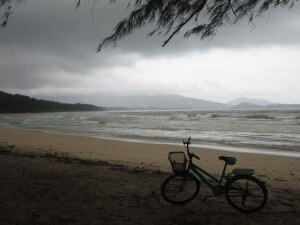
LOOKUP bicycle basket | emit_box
[168,151,187,173]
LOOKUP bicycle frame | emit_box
[187,161,226,195]
[183,137,231,195]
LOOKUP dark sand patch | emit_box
[0,149,299,225]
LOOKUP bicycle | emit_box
[161,137,268,213]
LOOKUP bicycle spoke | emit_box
[225,176,268,212]
[162,174,200,204]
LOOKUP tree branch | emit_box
[162,0,207,47]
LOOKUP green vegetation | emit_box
[0,91,104,113]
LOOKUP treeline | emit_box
[0,91,104,113]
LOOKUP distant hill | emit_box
[231,102,262,110]
[264,104,300,109]
[0,91,104,113]
[80,94,229,109]
[227,97,276,106]
[232,102,300,110]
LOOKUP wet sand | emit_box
[0,127,299,225]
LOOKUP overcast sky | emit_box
[1,0,300,104]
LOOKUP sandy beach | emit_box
[0,127,299,225]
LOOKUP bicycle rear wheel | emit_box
[161,173,200,204]
[225,175,268,213]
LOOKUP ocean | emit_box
[0,109,299,155]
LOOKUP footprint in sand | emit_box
[277,199,295,206]
[258,174,268,178]
[274,178,287,182]
[282,188,290,193]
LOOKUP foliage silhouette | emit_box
[0,91,104,113]
[0,0,297,50]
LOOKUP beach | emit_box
[0,127,299,225]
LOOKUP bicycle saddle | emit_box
[218,156,237,165]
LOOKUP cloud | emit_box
[0,0,300,103]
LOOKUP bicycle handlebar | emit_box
[183,137,191,145]
[183,137,200,160]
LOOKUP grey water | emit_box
[0,110,300,155]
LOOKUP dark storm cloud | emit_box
[0,0,140,90]
[0,0,300,93]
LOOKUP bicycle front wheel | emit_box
[161,173,200,204]
[225,175,268,213]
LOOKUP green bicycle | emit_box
[161,137,268,213]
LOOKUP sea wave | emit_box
[211,114,230,118]
[80,120,99,125]
[22,119,36,124]
[244,114,275,120]
[1,110,300,152]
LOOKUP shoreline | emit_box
[90,136,300,158]
[1,126,300,176]
[1,126,300,158]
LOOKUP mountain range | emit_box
[1,91,300,112]
[231,102,300,110]
[82,94,227,109]
[34,93,300,110]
